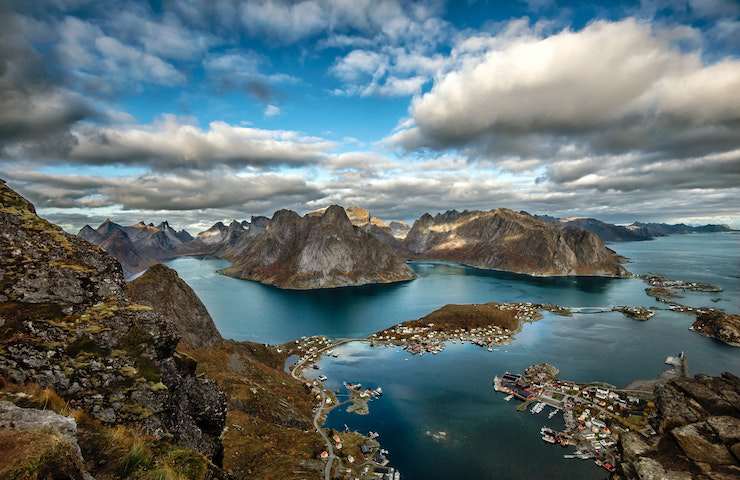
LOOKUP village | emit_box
[494,362,661,474]
[367,302,571,355]
[286,335,400,480]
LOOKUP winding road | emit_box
[289,338,354,480]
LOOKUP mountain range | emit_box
[535,215,734,242]
[76,206,734,288]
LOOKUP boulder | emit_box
[0,401,88,480]
[707,416,740,444]
[671,421,736,465]
[633,458,692,480]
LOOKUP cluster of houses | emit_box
[369,322,516,355]
[495,366,656,474]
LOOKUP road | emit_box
[289,338,355,480]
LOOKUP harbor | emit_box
[494,362,660,474]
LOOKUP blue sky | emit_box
[1,0,739,232]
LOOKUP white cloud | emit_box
[8,115,336,170]
[264,104,281,117]
[56,16,185,93]
[396,18,740,155]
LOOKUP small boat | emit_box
[504,394,513,401]
[318,375,328,382]
[548,408,560,419]
[542,435,556,444]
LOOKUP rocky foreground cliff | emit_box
[403,209,628,277]
[617,373,740,480]
[0,180,227,477]
[222,205,416,289]
[0,181,329,479]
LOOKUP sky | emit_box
[1,0,739,233]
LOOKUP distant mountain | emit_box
[389,221,411,239]
[627,222,734,238]
[534,214,734,242]
[560,217,652,242]
[77,219,193,276]
[222,205,416,289]
[403,209,628,277]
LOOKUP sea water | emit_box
[168,232,740,480]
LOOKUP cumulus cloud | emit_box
[404,19,739,145]
[203,51,298,103]
[6,115,336,170]
[389,18,740,196]
[0,10,96,147]
[238,0,445,43]
[4,168,324,212]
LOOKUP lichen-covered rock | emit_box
[707,416,740,444]
[0,401,88,480]
[0,181,227,467]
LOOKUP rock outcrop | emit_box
[222,205,416,289]
[126,264,223,348]
[1,180,227,475]
[404,209,628,277]
[0,401,89,480]
[617,373,740,479]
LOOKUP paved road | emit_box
[289,338,355,480]
[314,389,336,480]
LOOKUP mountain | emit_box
[222,205,416,289]
[126,264,223,348]
[534,214,735,242]
[307,205,386,227]
[559,217,651,242]
[403,209,628,277]
[389,221,411,239]
[1,180,333,479]
[0,180,228,477]
[628,221,734,238]
[77,219,193,276]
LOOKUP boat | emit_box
[541,435,556,444]
[531,402,546,414]
[548,408,560,419]
[504,394,513,401]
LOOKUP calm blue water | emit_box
[168,232,740,480]
[167,232,740,343]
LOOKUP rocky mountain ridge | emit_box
[536,215,735,243]
[404,209,628,277]
[222,205,416,289]
[0,179,228,477]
